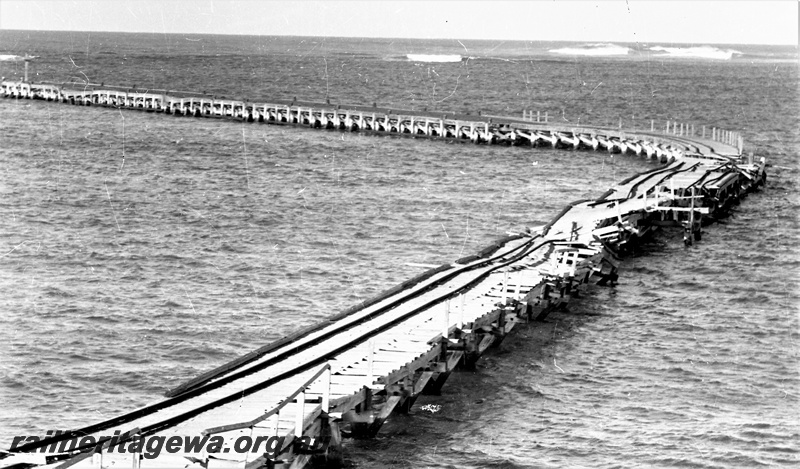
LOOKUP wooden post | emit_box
[651,119,654,131]
[458,293,465,330]
[322,365,331,413]
[537,110,540,123]
[295,391,305,438]
[666,120,670,134]
[689,186,696,242]
[702,125,706,138]
[568,251,577,277]
[131,435,141,469]
[367,339,374,384]
[501,270,509,304]
[443,298,451,338]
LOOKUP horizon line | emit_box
[1,28,796,48]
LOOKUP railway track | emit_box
[11,233,546,456]
[0,80,766,469]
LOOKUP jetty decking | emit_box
[0,80,766,469]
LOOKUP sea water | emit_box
[0,32,797,468]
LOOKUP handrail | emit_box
[201,362,331,436]
[50,427,141,468]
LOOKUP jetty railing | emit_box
[520,108,743,154]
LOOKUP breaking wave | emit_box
[649,46,741,60]
[0,54,26,62]
[406,54,463,63]
[549,43,631,57]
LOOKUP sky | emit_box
[0,0,797,46]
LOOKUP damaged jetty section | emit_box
[1,80,766,469]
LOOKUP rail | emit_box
[0,79,768,469]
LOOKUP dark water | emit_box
[0,32,798,468]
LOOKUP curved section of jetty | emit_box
[1,80,767,469]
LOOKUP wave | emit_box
[406,54,463,63]
[649,46,741,60]
[549,43,631,57]
[0,54,39,62]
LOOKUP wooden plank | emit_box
[476,335,496,354]
[378,345,440,386]
[471,308,503,331]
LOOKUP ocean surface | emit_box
[0,31,798,468]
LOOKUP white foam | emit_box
[649,46,741,60]
[0,54,25,62]
[406,54,463,63]
[549,43,631,57]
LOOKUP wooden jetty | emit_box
[0,80,766,469]
[0,80,745,158]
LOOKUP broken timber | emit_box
[1,80,767,469]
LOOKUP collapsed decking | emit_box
[1,80,767,469]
